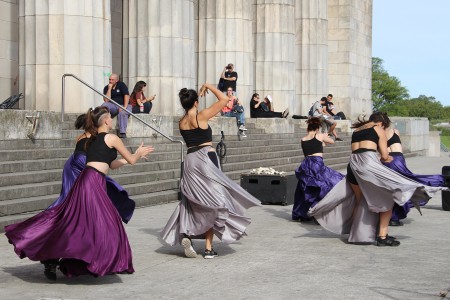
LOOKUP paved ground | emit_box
[1,155,450,300]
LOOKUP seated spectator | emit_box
[312,97,342,141]
[222,88,247,137]
[251,94,289,118]
[130,81,156,114]
[324,94,346,120]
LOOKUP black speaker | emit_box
[240,173,296,206]
[442,166,450,211]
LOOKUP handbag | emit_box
[217,78,225,92]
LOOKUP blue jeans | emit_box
[223,111,245,126]
[101,102,131,134]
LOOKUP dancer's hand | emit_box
[381,155,393,163]
[199,84,209,97]
[135,142,154,160]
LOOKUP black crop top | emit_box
[86,132,118,166]
[351,126,379,144]
[301,135,323,156]
[179,115,212,148]
[387,132,401,147]
[75,137,88,153]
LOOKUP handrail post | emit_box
[61,73,184,197]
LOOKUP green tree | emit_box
[372,57,409,112]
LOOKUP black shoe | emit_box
[389,220,403,226]
[43,263,57,281]
[204,249,217,259]
[386,234,397,240]
[376,236,400,247]
[335,137,343,141]
[119,133,127,138]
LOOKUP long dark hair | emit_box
[352,111,391,129]
[179,88,198,113]
[84,106,110,151]
[130,81,147,100]
[306,117,321,132]
[74,113,87,130]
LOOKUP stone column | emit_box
[295,0,328,115]
[19,0,112,112]
[328,0,373,119]
[124,0,195,116]
[0,1,19,107]
[196,0,253,111]
[254,0,295,113]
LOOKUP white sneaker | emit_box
[240,131,247,138]
[239,124,247,131]
[181,238,197,258]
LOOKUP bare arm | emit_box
[105,134,154,166]
[110,158,128,170]
[123,94,130,109]
[197,83,229,121]
[103,84,113,102]
[375,126,392,162]
[319,133,335,145]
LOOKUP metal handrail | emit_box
[61,73,184,169]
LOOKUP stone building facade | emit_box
[0,0,373,119]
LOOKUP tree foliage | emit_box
[372,57,450,121]
[372,57,409,112]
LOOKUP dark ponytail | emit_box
[84,106,110,151]
[74,113,87,130]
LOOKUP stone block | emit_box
[0,110,61,140]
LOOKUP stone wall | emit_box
[390,117,429,155]
[0,0,19,107]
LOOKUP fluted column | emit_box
[254,0,295,113]
[196,0,253,111]
[295,0,328,115]
[328,0,373,119]
[124,0,195,116]
[19,0,112,112]
[0,1,19,107]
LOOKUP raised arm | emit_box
[197,83,229,121]
[105,134,154,168]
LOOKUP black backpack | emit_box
[308,103,315,117]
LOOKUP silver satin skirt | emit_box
[160,147,261,246]
[309,151,443,243]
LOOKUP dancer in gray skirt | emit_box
[160,83,261,259]
[309,112,443,246]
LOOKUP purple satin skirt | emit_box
[292,156,345,220]
[48,151,135,223]
[383,152,445,221]
[5,167,134,277]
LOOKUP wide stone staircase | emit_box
[0,114,353,230]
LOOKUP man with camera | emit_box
[220,63,238,93]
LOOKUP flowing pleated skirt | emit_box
[383,152,445,221]
[47,151,135,223]
[5,167,134,277]
[292,156,344,220]
[160,147,261,246]
[309,151,443,243]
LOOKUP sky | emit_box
[372,0,450,107]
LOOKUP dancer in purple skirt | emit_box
[160,83,261,259]
[379,113,445,226]
[5,106,153,280]
[292,117,344,221]
[48,113,135,224]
